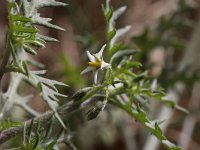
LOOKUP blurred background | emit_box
[1,0,200,149]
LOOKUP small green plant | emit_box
[0,0,188,149]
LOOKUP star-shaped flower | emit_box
[81,44,111,84]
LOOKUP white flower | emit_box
[81,44,111,84]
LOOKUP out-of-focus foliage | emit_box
[59,55,85,89]
[132,0,199,88]
[0,0,70,149]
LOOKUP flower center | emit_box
[88,61,101,69]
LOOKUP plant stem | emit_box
[0,111,53,145]
[0,98,86,144]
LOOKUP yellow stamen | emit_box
[88,61,101,69]
[94,54,101,62]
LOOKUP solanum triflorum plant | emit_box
[0,0,185,149]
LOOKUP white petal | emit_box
[96,44,106,58]
[101,61,111,69]
[93,70,98,84]
[86,51,95,62]
[81,66,94,75]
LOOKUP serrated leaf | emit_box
[23,0,67,16]
[22,0,67,31]
[31,13,65,31]
[24,71,68,128]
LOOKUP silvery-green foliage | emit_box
[0,0,67,129]
[22,0,67,31]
